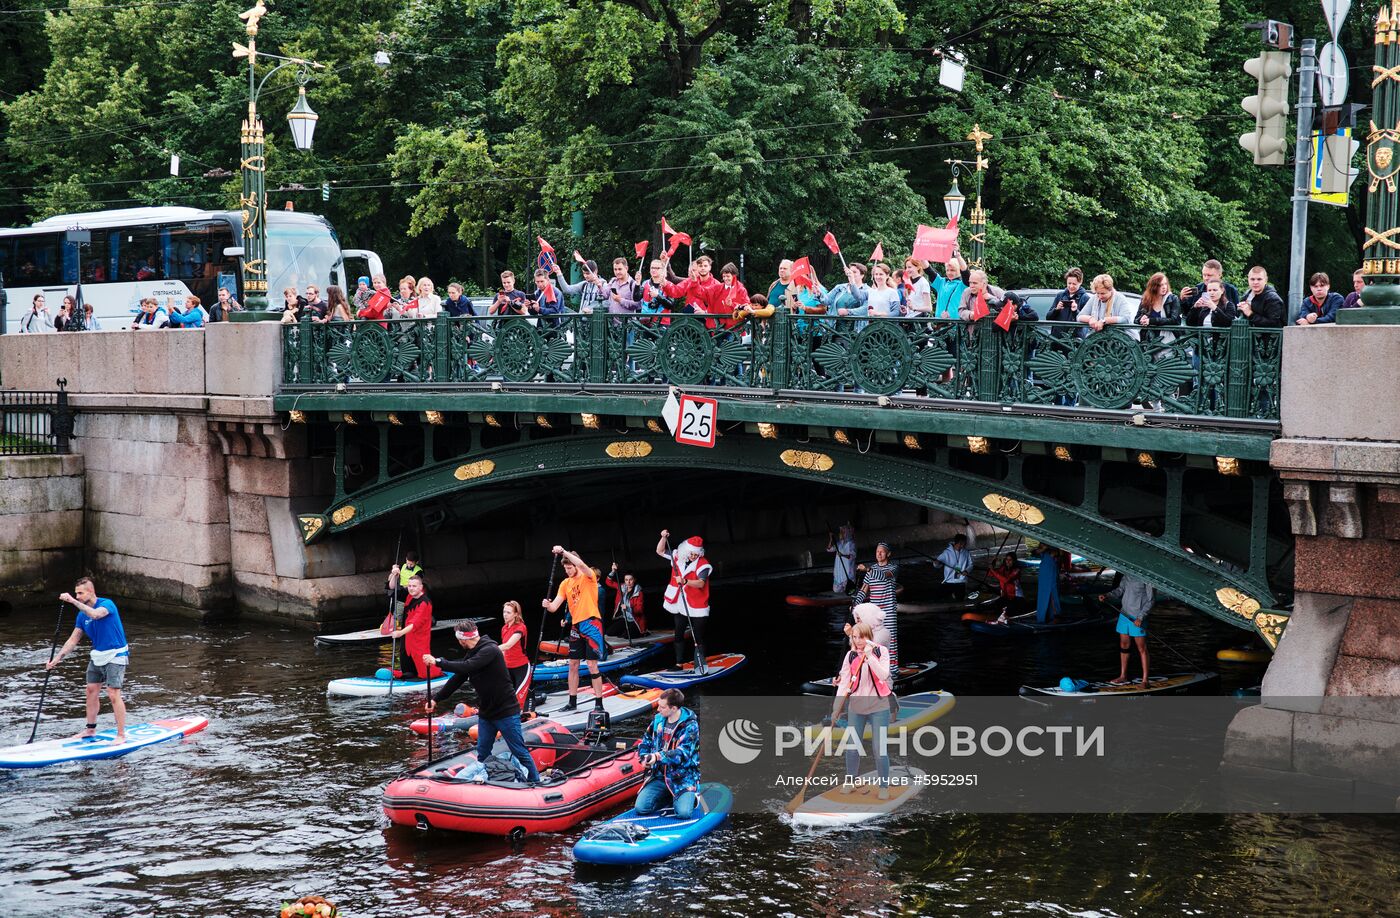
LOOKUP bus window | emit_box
[117,226,165,282]
[14,234,62,286]
[266,221,342,297]
[0,238,12,286]
[165,221,233,306]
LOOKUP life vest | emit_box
[845,646,891,697]
[398,563,422,588]
[665,554,711,615]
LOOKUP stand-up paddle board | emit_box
[533,642,664,682]
[538,631,676,656]
[1019,672,1220,697]
[619,654,747,689]
[315,616,492,646]
[802,660,938,696]
[787,585,903,608]
[410,681,620,734]
[413,687,661,736]
[574,782,732,865]
[966,607,1115,636]
[0,716,209,769]
[790,765,925,827]
[328,672,434,696]
[898,593,998,615]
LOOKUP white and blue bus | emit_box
[0,206,382,333]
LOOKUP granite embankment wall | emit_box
[0,453,85,610]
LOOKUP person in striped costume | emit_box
[853,542,899,667]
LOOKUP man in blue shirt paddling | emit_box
[46,577,130,743]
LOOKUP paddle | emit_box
[386,532,404,696]
[27,603,66,744]
[529,556,561,714]
[426,669,434,761]
[786,697,846,814]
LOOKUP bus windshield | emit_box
[266,221,342,298]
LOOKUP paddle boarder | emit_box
[45,577,129,743]
[499,600,530,690]
[385,574,443,681]
[540,546,608,712]
[853,542,899,668]
[1101,576,1153,688]
[605,563,647,638]
[656,531,713,673]
[827,522,857,593]
[832,621,893,799]
[423,621,542,784]
[635,688,701,819]
[989,554,1026,615]
[932,533,972,601]
[1032,543,1063,624]
[387,551,423,619]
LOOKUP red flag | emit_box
[912,223,958,263]
[970,286,990,321]
[634,240,649,260]
[670,231,691,247]
[790,256,816,291]
[993,300,1016,331]
[665,237,684,259]
[661,216,678,237]
[823,231,840,255]
[368,289,391,311]
[537,236,555,254]
[642,284,654,303]
[869,242,884,263]
[572,249,587,265]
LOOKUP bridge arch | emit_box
[298,428,1285,641]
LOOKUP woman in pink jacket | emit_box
[832,621,894,798]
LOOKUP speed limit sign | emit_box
[674,394,718,448]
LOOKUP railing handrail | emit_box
[0,384,73,455]
[277,311,1283,422]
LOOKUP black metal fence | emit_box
[0,379,74,455]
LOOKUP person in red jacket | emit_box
[605,563,647,637]
[718,262,750,329]
[386,575,443,680]
[662,255,727,325]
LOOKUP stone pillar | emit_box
[1225,325,1400,802]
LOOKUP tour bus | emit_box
[0,206,382,333]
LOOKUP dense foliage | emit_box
[0,0,1370,293]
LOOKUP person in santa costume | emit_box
[655,530,712,674]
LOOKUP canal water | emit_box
[2,565,1397,917]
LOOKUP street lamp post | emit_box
[232,1,320,312]
[943,123,993,269]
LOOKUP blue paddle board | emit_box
[0,716,209,769]
[619,653,747,689]
[573,782,732,865]
[533,642,664,682]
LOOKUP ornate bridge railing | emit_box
[280,312,1282,420]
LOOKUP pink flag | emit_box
[869,242,884,262]
[790,256,816,291]
[537,236,555,254]
[822,231,840,255]
[661,216,678,237]
[911,223,958,263]
[970,286,990,322]
[573,249,587,265]
[993,300,1016,331]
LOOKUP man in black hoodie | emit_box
[1238,266,1286,327]
[423,620,541,783]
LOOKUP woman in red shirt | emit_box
[387,575,443,680]
[499,600,530,690]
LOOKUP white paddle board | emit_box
[315,616,492,646]
[0,716,209,769]
[790,765,925,827]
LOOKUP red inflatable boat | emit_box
[382,719,645,837]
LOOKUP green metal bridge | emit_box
[274,311,1291,643]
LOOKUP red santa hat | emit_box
[682,536,705,558]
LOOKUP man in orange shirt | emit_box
[541,545,608,711]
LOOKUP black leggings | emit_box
[508,665,529,691]
[674,614,708,664]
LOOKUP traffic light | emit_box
[1317,129,1361,196]
[1240,50,1292,166]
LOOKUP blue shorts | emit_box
[569,618,608,662]
[1116,613,1147,638]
